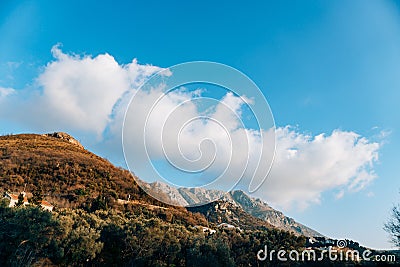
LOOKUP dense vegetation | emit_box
[0,134,157,208]
[0,134,308,266]
[385,200,400,248]
[4,134,370,266]
[0,202,307,266]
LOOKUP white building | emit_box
[40,199,54,212]
[4,192,29,207]
[3,192,53,211]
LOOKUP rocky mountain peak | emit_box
[43,132,84,149]
[144,181,323,237]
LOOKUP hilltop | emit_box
[0,133,148,208]
[0,133,307,266]
[1,133,395,266]
[0,133,320,236]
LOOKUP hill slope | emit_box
[228,190,322,237]
[0,133,311,266]
[1,133,394,266]
[0,133,317,236]
[0,133,162,208]
[146,181,322,237]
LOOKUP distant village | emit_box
[2,191,53,211]
[306,236,362,251]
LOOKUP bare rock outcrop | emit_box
[43,132,84,149]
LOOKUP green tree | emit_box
[0,197,10,208]
[15,193,25,207]
[55,209,104,265]
[90,196,107,212]
[384,204,400,247]
[0,206,62,266]
[98,223,128,266]
[30,187,43,206]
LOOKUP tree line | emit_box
[0,198,306,267]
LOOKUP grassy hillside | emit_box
[0,133,151,208]
[0,133,212,224]
[0,133,309,266]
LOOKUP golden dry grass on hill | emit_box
[0,134,142,206]
[0,133,210,226]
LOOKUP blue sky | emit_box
[1,0,400,250]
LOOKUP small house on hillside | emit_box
[4,192,29,206]
[3,192,54,211]
[40,200,54,212]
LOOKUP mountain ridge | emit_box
[143,180,322,237]
[1,133,320,237]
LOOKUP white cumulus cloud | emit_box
[253,126,380,210]
[0,87,15,98]
[0,44,165,138]
[0,46,382,210]
[121,84,381,209]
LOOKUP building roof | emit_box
[6,193,28,203]
[5,192,53,207]
[41,200,53,207]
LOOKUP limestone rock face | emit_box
[43,132,84,149]
[146,180,323,237]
